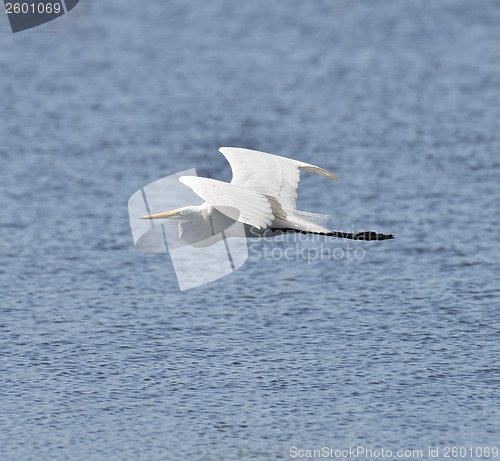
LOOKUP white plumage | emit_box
[141,147,394,243]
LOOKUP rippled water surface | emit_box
[1,1,500,460]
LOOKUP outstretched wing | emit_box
[219,147,337,211]
[179,176,274,229]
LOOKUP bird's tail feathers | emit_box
[275,209,333,234]
[292,210,331,225]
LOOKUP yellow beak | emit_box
[140,210,183,220]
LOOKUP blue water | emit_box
[1,1,500,460]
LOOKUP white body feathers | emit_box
[179,147,337,234]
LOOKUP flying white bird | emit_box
[140,147,394,244]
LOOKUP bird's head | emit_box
[140,205,201,221]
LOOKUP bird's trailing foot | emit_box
[351,231,394,241]
[277,228,395,240]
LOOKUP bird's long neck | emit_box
[275,228,394,241]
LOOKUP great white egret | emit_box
[140,147,394,244]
